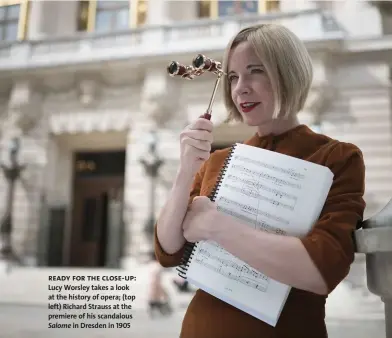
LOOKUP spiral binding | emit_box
[177,144,238,279]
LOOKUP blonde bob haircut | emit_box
[222,24,313,121]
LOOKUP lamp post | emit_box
[0,137,25,264]
[139,130,164,245]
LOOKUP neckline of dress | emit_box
[256,124,307,141]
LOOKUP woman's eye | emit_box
[228,75,238,83]
[251,68,264,74]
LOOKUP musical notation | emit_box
[231,164,301,190]
[223,183,295,211]
[218,196,290,226]
[233,155,305,180]
[190,144,315,296]
[185,143,333,324]
[217,205,287,235]
[226,174,298,201]
[194,245,270,292]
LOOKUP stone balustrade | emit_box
[0,9,345,71]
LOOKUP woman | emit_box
[155,24,365,337]
[172,275,192,293]
[146,251,173,318]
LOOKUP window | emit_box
[198,0,211,18]
[218,1,259,17]
[77,1,89,32]
[0,0,29,41]
[265,0,279,12]
[77,0,147,33]
[135,0,147,27]
[95,1,129,33]
[198,0,280,18]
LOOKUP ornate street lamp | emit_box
[0,137,25,264]
[139,130,164,244]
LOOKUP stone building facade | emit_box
[0,0,391,271]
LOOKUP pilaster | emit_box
[27,1,79,39]
[26,1,48,39]
[121,103,184,266]
[145,0,169,24]
[280,0,315,12]
[166,1,198,22]
[1,81,47,266]
[121,120,154,265]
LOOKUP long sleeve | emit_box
[154,164,206,268]
[300,142,366,293]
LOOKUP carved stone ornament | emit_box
[78,79,100,107]
[7,81,42,133]
[140,93,179,129]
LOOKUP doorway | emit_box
[69,151,125,267]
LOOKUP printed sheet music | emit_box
[185,143,333,326]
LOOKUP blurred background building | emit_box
[0,0,391,272]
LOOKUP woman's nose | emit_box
[234,78,251,96]
[235,83,250,96]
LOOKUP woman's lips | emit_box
[240,102,260,113]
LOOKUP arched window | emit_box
[0,0,29,41]
[77,0,147,33]
[198,0,279,19]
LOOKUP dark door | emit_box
[70,176,124,267]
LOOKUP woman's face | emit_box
[228,41,275,126]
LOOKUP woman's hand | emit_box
[179,117,213,178]
[182,196,220,243]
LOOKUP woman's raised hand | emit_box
[179,116,213,177]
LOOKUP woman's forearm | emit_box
[156,168,196,254]
[211,213,328,295]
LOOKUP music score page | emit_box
[186,143,333,326]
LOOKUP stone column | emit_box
[145,0,169,24]
[167,1,198,22]
[120,66,184,266]
[121,119,156,268]
[121,124,184,268]
[26,1,47,39]
[280,0,316,11]
[1,81,47,266]
[54,1,80,36]
[27,1,79,39]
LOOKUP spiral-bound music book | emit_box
[178,143,334,327]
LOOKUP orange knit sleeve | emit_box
[154,164,206,268]
[300,142,366,293]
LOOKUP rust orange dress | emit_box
[155,124,366,338]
